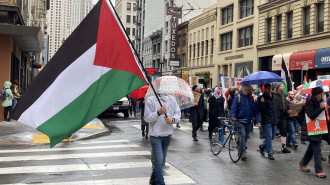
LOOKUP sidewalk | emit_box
[0,118,107,146]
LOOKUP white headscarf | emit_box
[213,87,221,99]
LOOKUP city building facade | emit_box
[135,0,164,64]
[174,21,189,81]
[187,5,217,88]
[0,0,48,120]
[115,0,136,45]
[257,0,330,87]
[47,0,72,60]
[213,0,260,87]
[69,0,94,35]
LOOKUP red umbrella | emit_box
[130,85,149,99]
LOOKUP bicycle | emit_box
[210,117,245,163]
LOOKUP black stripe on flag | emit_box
[282,59,292,92]
[12,1,102,119]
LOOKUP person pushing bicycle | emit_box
[230,84,261,161]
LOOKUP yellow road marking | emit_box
[33,134,71,144]
[83,125,103,130]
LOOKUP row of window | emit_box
[126,27,136,37]
[189,39,214,59]
[266,3,324,43]
[126,15,136,24]
[220,25,253,51]
[222,0,254,25]
[126,2,136,11]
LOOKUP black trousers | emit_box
[4,106,11,121]
[300,141,323,173]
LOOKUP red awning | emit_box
[289,49,317,70]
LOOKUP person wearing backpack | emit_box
[2,81,14,122]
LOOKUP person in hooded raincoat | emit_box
[2,81,14,122]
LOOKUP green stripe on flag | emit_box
[300,82,311,94]
[37,69,147,147]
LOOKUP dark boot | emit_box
[142,130,145,137]
[193,137,198,141]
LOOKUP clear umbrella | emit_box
[145,76,194,110]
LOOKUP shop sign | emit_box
[289,49,317,70]
[315,47,330,69]
[168,7,182,67]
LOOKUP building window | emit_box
[133,16,136,24]
[165,22,168,33]
[276,15,282,41]
[303,7,310,35]
[197,43,200,57]
[206,40,209,56]
[266,18,272,43]
[238,26,253,47]
[153,44,156,54]
[127,3,131,11]
[193,44,196,58]
[316,3,324,33]
[221,32,232,51]
[211,38,214,54]
[165,41,168,52]
[201,41,204,56]
[126,27,131,36]
[133,3,136,11]
[189,45,192,58]
[240,0,254,19]
[222,5,233,25]
[287,11,293,39]
[157,43,161,53]
[126,15,131,23]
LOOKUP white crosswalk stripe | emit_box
[0,139,196,184]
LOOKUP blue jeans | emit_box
[236,123,251,154]
[11,98,17,112]
[261,124,277,155]
[136,99,141,114]
[150,136,171,185]
[286,119,297,145]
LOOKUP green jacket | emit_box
[2,81,14,107]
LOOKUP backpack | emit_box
[0,88,7,101]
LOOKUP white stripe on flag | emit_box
[0,144,139,153]
[18,44,111,128]
[0,151,150,162]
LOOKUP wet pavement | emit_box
[0,113,329,184]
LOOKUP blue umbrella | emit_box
[240,71,283,85]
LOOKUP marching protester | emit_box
[144,93,181,185]
[207,87,225,139]
[189,85,204,141]
[2,81,14,122]
[298,87,329,178]
[273,83,292,153]
[140,98,148,139]
[200,88,207,132]
[257,83,278,160]
[286,91,299,149]
[230,84,261,160]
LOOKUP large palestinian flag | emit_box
[12,0,148,147]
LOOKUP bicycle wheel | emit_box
[229,131,242,163]
[211,127,223,156]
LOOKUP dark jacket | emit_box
[257,92,278,125]
[227,90,236,111]
[230,92,260,124]
[208,95,225,132]
[189,91,204,127]
[273,91,290,121]
[299,97,330,143]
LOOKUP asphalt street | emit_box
[0,113,329,185]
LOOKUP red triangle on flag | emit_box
[94,0,146,82]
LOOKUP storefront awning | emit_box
[271,53,291,71]
[315,47,330,69]
[0,24,42,52]
[289,49,317,70]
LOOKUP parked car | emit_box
[100,97,130,117]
